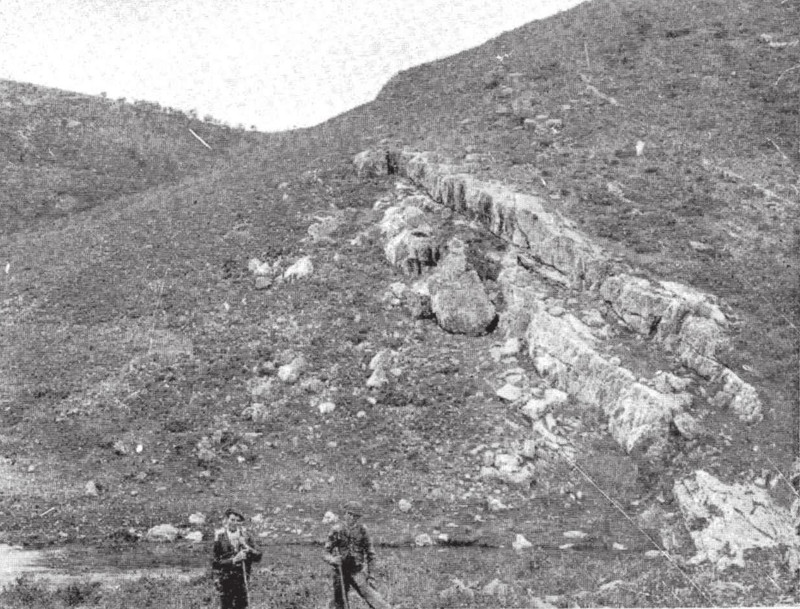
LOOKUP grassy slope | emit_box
[0,80,262,236]
[1,0,799,607]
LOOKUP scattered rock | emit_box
[414,533,434,547]
[318,401,336,415]
[522,388,568,420]
[366,365,389,389]
[672,412,704,440]
[496,383,523,402]
[529,597,558,609]
[278,357,306,384]
[307,216,341,244]
[189,513,206,526]
[440,578,475,602]
[562,530,588,539]
[241,403,270,423]
[486,496,508,512]
[512,534,533,551]
[598,580,625,593]
[283,256,313,281]
[248,258,273,276]
[398,499,412,513]
[246,377,274,398]
[322,511,338,525]
[112,441,127,456]
[145,524,180,543]
[196,437,216,464]
[185,531,203,543]
[85,480,100,497]
[254,276,273,290]
[482,578,510,598]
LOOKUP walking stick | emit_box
[242,560,249,607]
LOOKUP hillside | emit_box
[1,0,799,607]
[0,80,263,236]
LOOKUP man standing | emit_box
[323,501,392,609]
[212,508,263,609]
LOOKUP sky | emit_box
[0,0,587,132]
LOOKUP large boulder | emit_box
[674,470,795,570]
[427,240,497,336]
[354,149,388,178]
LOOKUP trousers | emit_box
[330,567,391,609]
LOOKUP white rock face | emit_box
[674,470,795,570]
[185,531,203,543]
[526,308,687,453]
[283,256,313,281]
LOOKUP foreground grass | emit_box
[2,544,798,608]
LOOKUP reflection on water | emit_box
[0,544,49,589]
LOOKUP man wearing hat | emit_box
[323,501,392,609]
[212,508,263,609]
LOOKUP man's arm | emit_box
[359,525,376,571]
[323,527,343,565]
[244,534,263,563]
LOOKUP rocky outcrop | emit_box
[674,470,795,570]
[390,149,606,289]
[356,147,762,424]
[524,303,690,453]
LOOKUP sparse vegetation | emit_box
[0,0,798,606]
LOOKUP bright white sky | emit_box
[0,0,587,132]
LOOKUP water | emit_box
[0,544,50,589]
[0,544,203,591]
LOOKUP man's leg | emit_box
[331,567,346,609]
[351,571,392,609]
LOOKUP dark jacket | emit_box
[325,522,375,573]
[212,528,263,580]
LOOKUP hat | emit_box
[343,501,364,517]
[225,508,245,520]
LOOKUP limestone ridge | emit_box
[354,149,762,441]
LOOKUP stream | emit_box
[0,544,205,591]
